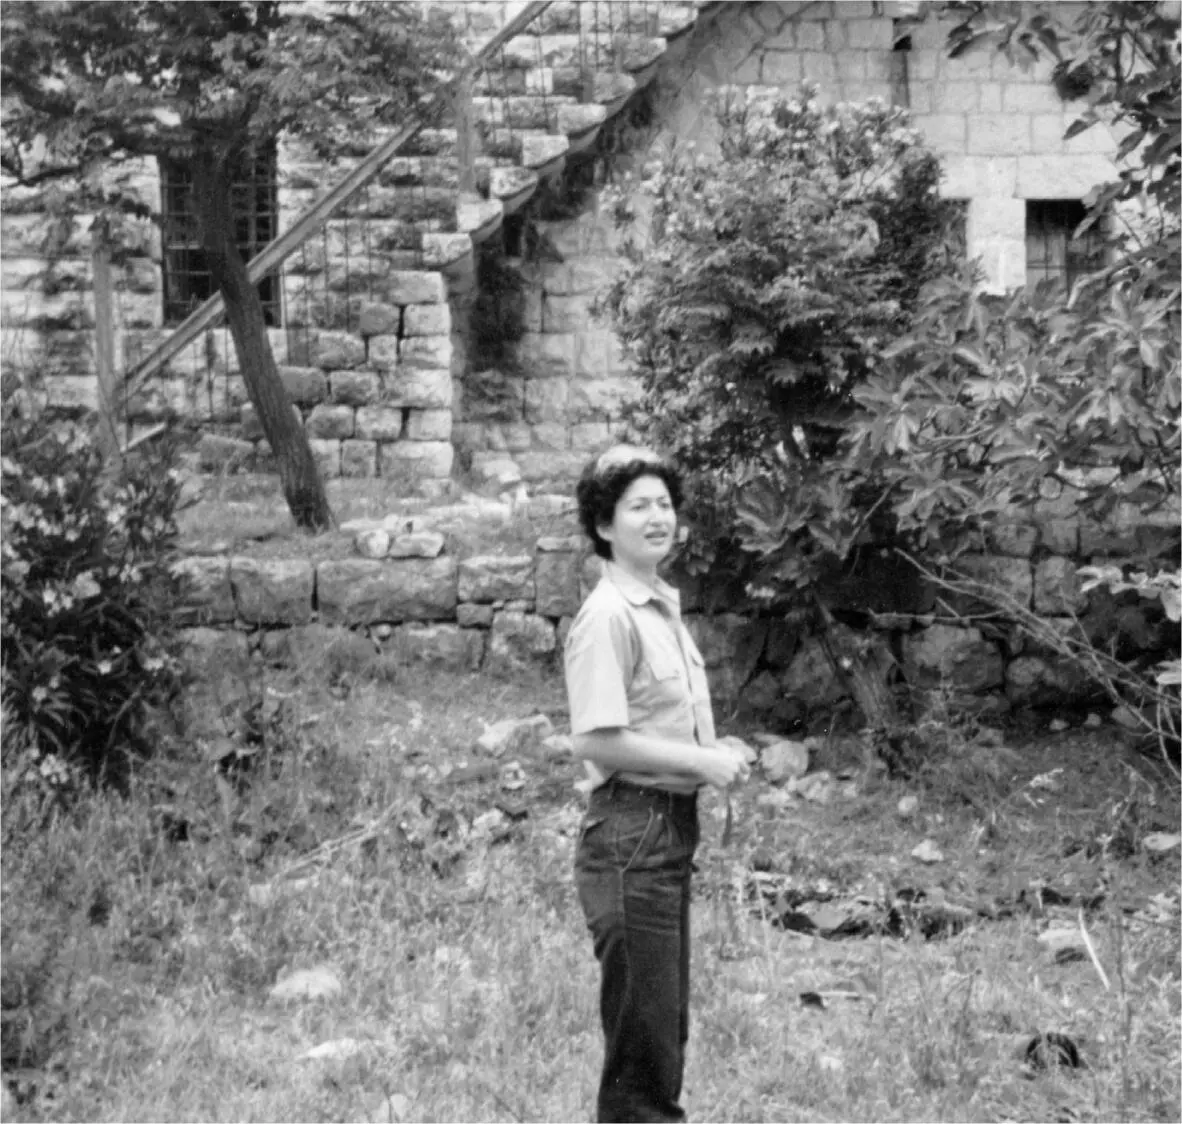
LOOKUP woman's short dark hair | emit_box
[576,449,684,560]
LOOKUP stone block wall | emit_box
[2,144,464,492]
[174,459,1177,721]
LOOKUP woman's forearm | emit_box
[573,727,706,779]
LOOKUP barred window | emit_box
[1025,200,1105,290]
[159,146,282,326]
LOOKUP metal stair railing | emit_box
[122,0,552,403]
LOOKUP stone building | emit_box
[6,0,1172,717]
[1,0,1123,495]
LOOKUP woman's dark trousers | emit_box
[575,780,699,1123]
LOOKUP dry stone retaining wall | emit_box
[176,477,1177,718]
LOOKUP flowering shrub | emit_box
[1,412,185,792]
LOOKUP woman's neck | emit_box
[612,558,660,587]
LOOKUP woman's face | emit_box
[599,474,677,576]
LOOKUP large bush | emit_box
[1,412,185,792]
[602,85,963,602]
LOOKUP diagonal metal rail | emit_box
[123,1,551,401]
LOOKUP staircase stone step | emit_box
[488,165,540,207]
[378,156,460,189]
[472,94,579,131]
[478,128,570,169]
[457,197,505,241]
[555,102,608,139]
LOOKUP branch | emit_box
[4,162,86,188]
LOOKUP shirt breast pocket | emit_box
[644,648,684,685]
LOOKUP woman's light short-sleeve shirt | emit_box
[564,562,716,794]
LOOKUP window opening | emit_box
[159,145,282,326]
[1025,200,1104,289]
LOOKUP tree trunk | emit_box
[190,151,333,531]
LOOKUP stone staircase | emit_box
[391,1,718,274]
[180,1,726,489]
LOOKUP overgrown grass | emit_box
[3,653,1179,1123]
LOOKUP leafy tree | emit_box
[603,87,963,731]
[848,1,1180,741]
[1,1,456,530]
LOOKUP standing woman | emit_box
[566,445,748,1123]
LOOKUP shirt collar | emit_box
[604,561,681,614]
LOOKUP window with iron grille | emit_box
[1025,200,1105,290]
[159,146,282,326]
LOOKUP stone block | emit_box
[402,303,452,336]
[574,330,624,379]
[1005,654,1093,706]
[1001,82,1060,115]
[1016,154,1115,199]
[934,81,983,114]
[1033,556,1084,615]
[1040,517,1079,555]
[759,50,802,84]
[1030,113,1069,154]
[379,440,454,479]
[317,557,457,624]
[568,421,612,451]
[516,332,576,378]
[387,271,447,304]
[308,438,341,478]
[405,408,453,441]
[968,113,1032,156]
[540,260,612,296]
[846,17,893,49]
[527,422,567,451]
[279,366,328,405]
[988,521,1037,558]
[940,155,1018,199]
[230,558,315,625]
[341,439,378,477]
[952,553,1033,613]
[355,405,404,441]
[459,554,535,603]
[457,602,495,628]
[542,294,590,333]
[793,22,825,50]
[358,302,401,337]
[388,531,446,559]
[399,335,453,371]
[330,371,381,406]
[902,624,1004,692]
[800,52,838,86]
[391,623,484,671]
[312,331,366,370]
[368,335,400,372]
[305,404,355,439]
[197,433,254,472]
[486,611,557,673]
[172,556,235,625]
[517,451,586,483]
[178,627,250,682]
[44,375,98,412]
[569,378,638,421]
[913,113,967,153]
[385,367,452,409]
[524,377,570,422]
[535,549,581,617]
